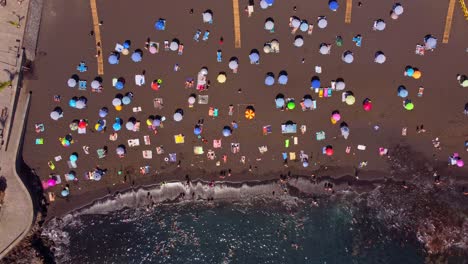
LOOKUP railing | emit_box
[460,0,468,20]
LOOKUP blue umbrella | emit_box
[99,107,108,118]
[70,154,78,162]
[329,0,339,11]
[311,78,321,88]
[115,81,124,90]
[278,75,288,85]
[222,127,232,137]
[155,20,165,30]
[398,86,408,98]
[131,52,142,62]
[69,99,76,108]
[265,0,274,5]
[113,122,121,131]
[152,119,161,127]
[304,98,313,108]
[61,189,70,197]
[123,40,131,49]
[299,22,309,32]
[265,76,275,86]
[276,98,285,108]
[249,53,259,63]
[122,96,131,105]
[302,161,309,167]
[194,126,202,135]
[108,54,119,65]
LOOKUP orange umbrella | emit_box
[245,109,255,119]
[412,70,421,79]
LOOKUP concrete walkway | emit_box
[0,0,35,259]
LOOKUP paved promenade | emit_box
[0,0,35,259]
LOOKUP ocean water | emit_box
[47,198,427,264]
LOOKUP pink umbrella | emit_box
[149,46,157,54]
[332,113,341,121]
[47,178,57,187]
[457,159,464,167]
[363,102,372,111]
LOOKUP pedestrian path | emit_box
[232,0,241,48]
[443,0,456,43]
[90,0,104,75]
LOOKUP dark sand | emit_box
[22,0,468,218]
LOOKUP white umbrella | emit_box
[336,81,345,91]
[391,12,399,20]
[229,60,238,70]
[265,21,274,30]
[112,98,122,106]
[116,147,125,155]
[318,18,327,29]
[125,122,134,130]
[200,68,208,75]
[188,96,196,104]
[394,5,404,15]
[291,18,300,28]
[294,37,304,47]
[299,22,309,32]
[50,111,61,120]
[319,44,330,55]
[375,53,386,64]
[173,112,183,122]
[342,52,354,63]
[91,80,100,89]
[271,40,279,51]
[263,45,271,53]
[170,41,179,51]
[203,12,212,22]
[67,78,77,88]
[425,37,437,49]
[260,0,268,9]
[375,20,386,31]
[75,100,86,109]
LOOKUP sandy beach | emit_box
[20,0,468,221]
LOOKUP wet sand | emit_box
[22,0,468,219]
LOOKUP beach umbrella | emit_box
[228,60,238,70]
[374,20,386,31]
[311,77,321,88]
[363,99,373,111]
[413,70,422,79]
[91,80,100,89]
[155,20,165,30]
[188,96,196,105]
[394,4,404,15]
[122,49,129,55]
[336,81,345,91]
[332,112,341,122]
[425,36,437,49]
[299,22,309,32]
[66,172,76,181]
[99,107,108,118]
[203,12,212,23]
[342,52,354,64]
[404,99,414,111]
[265,20,274,31]
[263,45,272,54]
[304,98,313,108]
[75,100,86,109]
[260,0,268,9]
[67,78,77,88]
[345,95,356,105]
[291,18,301,28]
[317,17,328,29]
[375,52,386,64]
[173,112,183,122]
[122,96,131,105]
[294,36,304,47]
[47,179,56,187]
[61,189,69,197]
[461,79,468,88]
[265,0,274,5]
[149,46,157,54]
[319,44,330,55]
[61,138,70,147]
[278,74,288,85]
[249,52,259,63]
[69,153,78,162]
[108,54,119,65]
[276,97,285,108]
[112,98,122,106]
[116,146,125,155]
[78,120,87,129]
[245,108,255,119]
[170,41,179,51]
[115,81,124,90]
[93,171,102,181]
[325,146,334,156]
[270,40,278,51]
[222,126,232,137]
[131,51,142,62]
[457,159,464,167]
[125,121,135,130]
[265,75,275,86]
[194,125,202,135]
[329,0,339,11]
[391,12,399,20]
[152,118,161,127]
[398,86,408,98]
[217,73,227,83]
[68,98,77,108]
[406,67,414,77]
[112,122,121,131]
[50,111,62,120]
[287,101,296,110]
[200,67,208,75]
[302,161,309,167]
[115,105,122,111]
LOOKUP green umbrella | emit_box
[461,79,468,88]
[287,101,296,110]
[404,102,414,110]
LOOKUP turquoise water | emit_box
[55,199,426,263]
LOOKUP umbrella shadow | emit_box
[250,49,259,55]
[0,176,6,192]
[279,70,288,76]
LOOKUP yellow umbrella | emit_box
[115,105,123,111]
[412,70,421,79]
[217,73,226,83]
[146,119,153,126]
[345,95,356,105]
[245,109,255,119]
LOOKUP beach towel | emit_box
[193,30,201,42]
[97,148,106,158]
[174,134,185,144]
[281,123,297,134]
[78,127,86,134]
[54,156,62,162]
[169,153,177,162]
[231,143,240,154]
[282,152,288,161]
[135,75,145,86]
[78,80,87,90]
[207,150,216,160]
[213,139,222,148]
[194,146,204,155]
[133,122,141,132]
[67,161,77,169]
[263,125,272,135]
[115,44,124,52]
[128,139,140,147]
[153,98,163,109]
[48,192,56,202]
[198,95,209,104]
[133,106,142,112]
[156,146,164,154]
[77,62,87,73]
[143,150,152,159]
[258,146,268,154]
[144,135,151,145]
[316,131,326,141]
[289,152,296,160]
[35,138,44,145]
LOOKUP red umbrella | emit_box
[325,146,334,156]
[78,121,87,129]
[151,81,159,91]
[363,99,373,111]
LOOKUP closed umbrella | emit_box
[319,44,330,55]
[170,41,179,51]
[336,81,345,91]
[325,146,334,156]
[303,161,309,167]
[363,99,373,111]
[50,111,61,120]
[413,70,422,79]
[265,75,275,86]
[375,53,386,64]
[108,54,119,64]
[125,121,135,130]
[291,18,300,28]
[345,95,355,105]
[318,17,328,29]
[131,52,142,62]
[294,37,304,47]
[406,67,415,77]
[394,4,404,15]
[374,20,386,31]
[332,112,341,122]
[78,121,87,129]
[304,98,313,108]
[278,75,288,85]
[461,79,468,88]
[122,96,131,105]
[91,80,100,89]
[203,12,212,23]
[99,107,108,118]
[397,86,408,98]
[112,98,122,106]
[404,100,414,111]
[67,78,77,88]
[342,52,354,63]
[228,60,238,70]
[299,22,308,32]
[270,39,279,50]
[265,0,274,5]
[173,112,183,122]
[222,126,232,137]
[47,178,56,187]
[200,68,208,75]
[341,125,350,139]
[265,21,274,31]
[249,52,259,63]
[329,0,339,11]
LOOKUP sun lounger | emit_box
[193,30,201,42]
[135,75,145,86]
[202,30,210,41]
[97,148,106,159]
[78,127,86,134]
[213,139,222,148]
[133,122,141,132]
[78,80,87,90]
[144,135,151,145]
[35,138,44,145]
[316,131,326,141]
[263,125,272,135]
[128,139,140,147]
[281,123,297,134]
[217,51,222,62]
[174,134,185,144]
[67,161,77,169]
[231,143,240,154]
[258,146,268,154]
